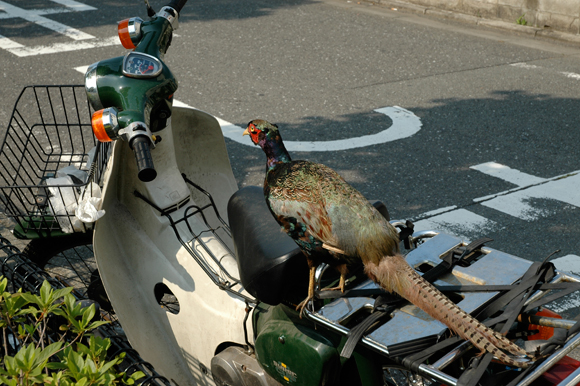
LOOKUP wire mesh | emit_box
[0,86,110,237]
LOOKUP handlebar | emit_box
[131,136,157,182]
[86,0,189,182]
[166,0,187,14]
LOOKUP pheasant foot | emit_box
[320,272,346,293]
[296,295,314,318]
[297,264,317,318]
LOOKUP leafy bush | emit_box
[0,277,143,385]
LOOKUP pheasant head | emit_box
[244,119,291,170]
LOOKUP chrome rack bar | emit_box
[557,365,580,386]
[432,341,472,370]
[416,364,459,386]
[517,332,580,386]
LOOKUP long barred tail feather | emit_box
[364,254,534,368]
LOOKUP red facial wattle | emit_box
[248,124,261,145]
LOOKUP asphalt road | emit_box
[0,0,579,316]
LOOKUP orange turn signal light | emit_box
[118,17,143,50]
[92,110,111,142]
[91,108,119,142]
[117,19,135,50]
[118,19,135,49]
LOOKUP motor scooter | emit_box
[2,1,580,385]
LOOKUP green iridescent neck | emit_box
[262,134,291,171]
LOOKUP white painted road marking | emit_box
[286,106,422,152]
[0,0,94,40]
[412,163,580,311]
[0,0,120,57]
[553,255,580,276]
[480,173,580,221]
[470,163,580,221]
[49,0,95,11]
[511,62,580,81]
[176,102,422,151]
[0,0,96,17]
[414,209,498,240]
[8,36,119,57]
[510,63,538,70]
[74,65,89,74]
[413,163,580,239]
[470,162,546,187]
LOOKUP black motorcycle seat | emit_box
[227,186,391,306]
[227,186,306,305]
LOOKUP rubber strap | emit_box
[337,239,493,360]
[401,259,556,385]
[339,301,403,359]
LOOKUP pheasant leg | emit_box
[296,265,317,317]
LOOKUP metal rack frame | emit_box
[304,231,580,386]
[134,174,257,304]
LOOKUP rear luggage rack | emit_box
[305,231,580,386]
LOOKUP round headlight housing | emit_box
[84,62,103,111]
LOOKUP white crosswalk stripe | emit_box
[0,0,116,56]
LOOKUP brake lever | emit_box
[144,0,156,17]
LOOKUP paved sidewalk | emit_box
[359,0,580,44]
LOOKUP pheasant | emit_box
[243,119,534,368]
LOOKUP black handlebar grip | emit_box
[166,0,187,14]
[131,136,157,182]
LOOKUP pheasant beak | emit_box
[242,128,250,136]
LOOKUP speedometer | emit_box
[122,52,163,78]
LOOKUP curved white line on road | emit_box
[216,106,422,151]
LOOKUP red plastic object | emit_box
[528,308,563,341]
[532,356,580,386]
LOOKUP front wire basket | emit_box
[0,86,110,238]
[134,174,256,304]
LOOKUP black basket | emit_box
[0,85,110,238]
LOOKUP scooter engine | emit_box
[211,346,282,386]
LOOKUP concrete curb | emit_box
[361,0,580,44]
